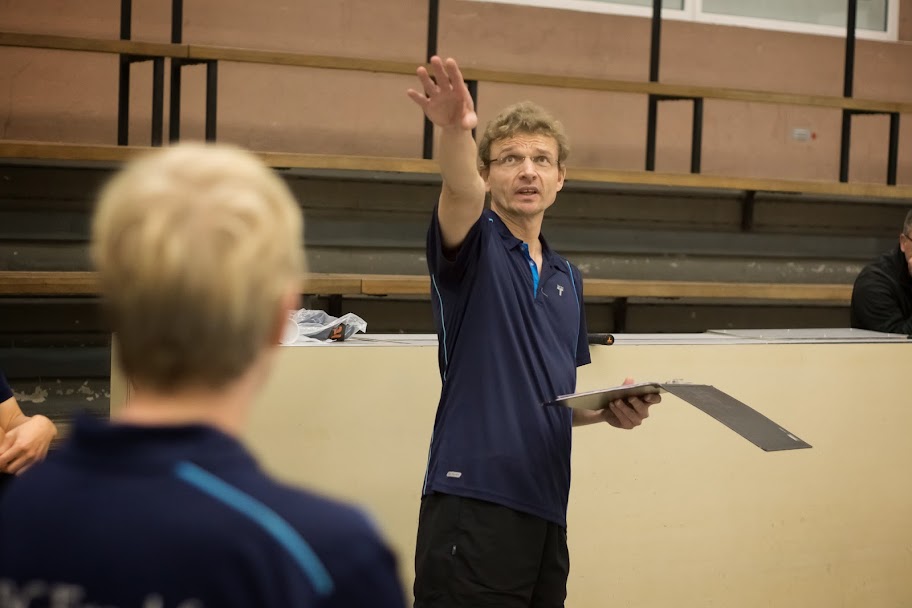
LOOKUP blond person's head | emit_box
[91,143,303,393]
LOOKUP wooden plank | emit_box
[258,151,438,174]
[0,271,364,297]
[188,45,417,76]
[361,274,851,303]
[0,141,148,163]
[0,271,99,295]
[0,32,188,58]
[0,140,897,199]
[0,141,438,176]
[566,167,912,201]
[361,274,430,296]
[584,278,852,303]
[0,271,851,303]
[300,273,362,295]
[2,141,909,200]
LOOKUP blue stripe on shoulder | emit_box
[174,461,335,596]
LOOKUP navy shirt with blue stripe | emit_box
[424,207,590,527]
[0,417,406,608]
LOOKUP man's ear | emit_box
[556,164,567,192]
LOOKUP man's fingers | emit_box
[626,396,651,419]
[0,446,18,470]
[4,455,26,475]
[406,89,430,108]
[429,57,450,91]
[444,58,467,94]
[609,400,637,429]
[416,67,438,97]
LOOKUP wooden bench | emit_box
[0,271,852,304]
[2,140,911,202]
[5,32,910,116]
[2,31,911,193]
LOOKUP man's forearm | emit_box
[437,125,484,198]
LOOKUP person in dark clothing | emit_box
[850,209,912,335]
[0,144,406,608]
[406,56,660,608]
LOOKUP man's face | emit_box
[900,231,912,277]
[482,133,566,221]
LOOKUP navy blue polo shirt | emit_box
[0,417,406,608]
[424,207,590,527]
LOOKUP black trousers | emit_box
[413,493,569,608]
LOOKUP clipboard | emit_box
[545,381,811,452]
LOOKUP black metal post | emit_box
[120,0,132,39]
[839,0,858,182]
[117,0,133,146]
[887,113,900,186]
[839,111,851,182]
[691,98,703,174]
[151,58,165,146]
[117,56,131,145]
[169,59,183,142]
[467,79,478,140]
[645,0,662,171]
[171,0,184,43]
[167,0,184,143]
[422,0,440,160]
[645,96,658,171]
[205,62,219,141]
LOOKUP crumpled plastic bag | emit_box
[281,309,367,345]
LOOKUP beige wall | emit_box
[196,340,911,607]
[1,0,910,184]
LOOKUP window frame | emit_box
[475,0,900,42]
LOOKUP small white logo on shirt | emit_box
[557,285,565,296]
[446,471,462,479]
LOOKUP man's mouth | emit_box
[515,187,539,196]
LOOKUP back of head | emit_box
[91,143,304,393]
[904,209,912,236]
[477,101,570,168]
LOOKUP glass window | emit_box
[701,0,888,32]
[473,0,896,39]
[591,0,684,8]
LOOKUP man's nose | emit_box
[518,157,537,176]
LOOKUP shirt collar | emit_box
[485,209,569,274]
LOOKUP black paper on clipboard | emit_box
[545,382,811,452]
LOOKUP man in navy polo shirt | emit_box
[407,57,661,607]
[0,144,406,607]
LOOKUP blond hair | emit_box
[91,143,304,392]
[477,101,570,168]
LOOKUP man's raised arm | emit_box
[407,56,486,250]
